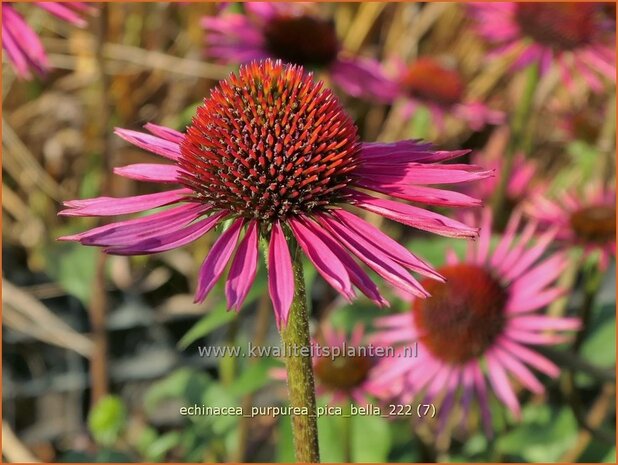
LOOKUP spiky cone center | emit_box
[314,351,373,391]
[569,205,616,244]
[264,15,339,68]
[401,58,464,107]
[413,264,507,364]
[515,3,596,50]
[179,60,360,224]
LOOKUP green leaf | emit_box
[581,307,616,368]
[46,243,98,305]
[229,357,279,398]
[144,368,211,413]
[177,304,237,350]
[351,413,391,462]
[144,431,182,462]
[87,395,127,448]
[275,416,295,462]
[317,412,346,462]
[496,405,578,462]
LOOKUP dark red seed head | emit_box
[264,15,339,68]
[413,264,507,364]
[570,205,616,244]
[179,60,360,222]
[515,3,596,50]
[401,58,464,108]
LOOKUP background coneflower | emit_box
[469,2,615,92]
[201,2,394,101]
[525,185,616,270]
[368,209,580,437]
[380,57,504,131]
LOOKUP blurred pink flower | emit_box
[2,2,94,79]
[380,57,504,131]
[59,60,489,327]
[201,2,393,101]
[467,151,540,205]
[469,3,615,92]
[368,209,580,435]
[273,323,376,405]
[526,185,616,270]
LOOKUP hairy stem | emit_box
[280,248,320,463]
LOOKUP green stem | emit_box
[280,247,320,463]
[342,401,352,462]
[491,63,539,219]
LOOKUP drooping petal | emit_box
[268,221,295,327]
[144,123,184,144]
[316,213,429,298]
[332,209,443,280]
[226,221,259,311]
[289,217,355,301]
[300,217,388,306]
[195,218,244,303]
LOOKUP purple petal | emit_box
[226,221,259,311]
[356,180,483,207]
[268,221,295,328]
[195,218,244,303]
[289,218,355,301]
[60,188,191,216]
[114,128,181,161]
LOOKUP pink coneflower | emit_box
[526,185,616,270]
[273,323,375,404]
[469,3,615,92]
[2,2,94,79]
[368,209,580,434]
[59,60,489,327]
[201,3,393,101]
[381,57,504,131]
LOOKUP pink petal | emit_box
[60,189,191,216]
[290,218,355,301]
[332,209,443,280]
[486,352,521,419]
[195,218,244,303]
[144,123,184,144]
[347,190,479,238]
[316,213,429,298]
[268,221,295,328]
[226,221,259,311]
[301,218,388,306]
[113,163,180,183]
[106,210,227,255]
[114,128,181,161]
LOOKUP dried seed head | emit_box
[179,60,360,222]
